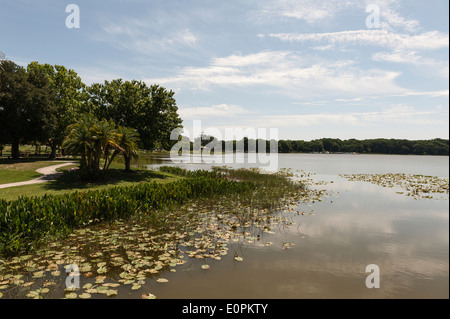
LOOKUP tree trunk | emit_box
[124,156,131,172]
[48,142,57,159]
[11,138,20,159]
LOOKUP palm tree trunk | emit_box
[124,155,131,172]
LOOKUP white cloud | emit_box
[96,13,200,55]
[367,0,421,32]
[251,105,445,128]
[267,30,449,51]
[372,50,449,79]
[258,0,421,33]
[147,50,404,97]
[381,7,420,33]
[178,104,250,120]
[399,90,449,98]
[256,0,356,23]
[211,51,290,67]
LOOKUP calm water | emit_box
[146,154,449,299]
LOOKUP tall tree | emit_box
[27,62,85,159]
[0,60,52,159]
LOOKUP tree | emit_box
[27,62,85,159]
[93,118,123,172]
[109,126,140,172]
[63,114,140,175]
[0,60,53,159]
[63,113,98,170]
[86,79,182,150]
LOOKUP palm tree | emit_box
[107,126,140,172]
[63,114,124,175]
[63,113,97,169]
[93,118,123,171]
[63,113,140,175]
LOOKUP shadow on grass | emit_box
[0,157,77,165]
[43,168,172,191]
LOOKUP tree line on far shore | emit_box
[276,138,449,155]
[193,135,449,156]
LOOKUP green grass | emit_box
[0,167,180,201]
[0,160,69,184]
[0,150,180,201]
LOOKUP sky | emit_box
[0,0,449,141]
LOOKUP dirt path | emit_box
[0,162,77,190]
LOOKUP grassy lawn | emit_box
[0,146,179,201]
[0,166,180,201]
[0,159,72,184]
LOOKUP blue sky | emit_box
[1,0,448,140]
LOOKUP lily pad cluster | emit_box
[340,173,449,200]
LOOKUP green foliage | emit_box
[0,61,54,159]
[0,170,254,257]
[26,62,86,159]
[112,126,140,172]
[63,114,138,174]
[86,79,182,150]
[1,60,182,159]
[276,138,449,155]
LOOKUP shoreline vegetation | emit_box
[0,166,326,299]
[1,138,449,160]
[189,136,449,156]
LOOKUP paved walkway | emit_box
[0,162,77,189]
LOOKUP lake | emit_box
[145,153,449,299]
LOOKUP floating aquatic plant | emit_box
[340,173,449,200]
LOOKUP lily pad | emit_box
[32,271,45,278]
[107,289,118,297]
[97,266,107,274]
[156,278,168,283]
[36,288,49,294]
[79,293,91,299]
[65,292,77,299]
[83,283,93,290]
